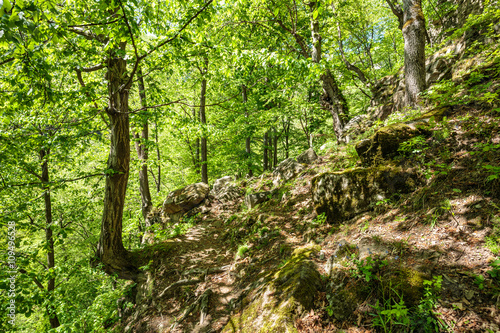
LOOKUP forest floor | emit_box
[120,105,500,332]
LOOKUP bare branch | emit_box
[385,0,404,29]
[79,64,105,73]
[68,27,108,43]
[1,173,105,190]
[68,18,121,28]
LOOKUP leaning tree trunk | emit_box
[321,70,349,139]
[199,57,208,184]
[309,1,349,140]
[402,0,427,107]
[40,149,60,329]
[97,46,137,280]
[135,67,153,228]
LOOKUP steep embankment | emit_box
[117,29,500,333]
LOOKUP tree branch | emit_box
[385,0,404,30]
[139,0,214,61]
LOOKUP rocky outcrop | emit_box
[245,191,275,209]
[297,148,318,164]
[427,0,484,44]
[222,245,322,333]
[356,107,451,165]
[368,41,466,121]
[272,158,305,187]
[211,176,241,202]
[311,166,419,223]
[339,114,369,143]
[162,182,209,218]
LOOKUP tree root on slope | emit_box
[169,288,213,331]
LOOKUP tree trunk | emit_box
[134,68,153,228]
[263,131,269,171]
[273,127,278,168]
[309,1,349,140]
[193,105,201,175]
[154,117,161,193]
[321,70,349,140]
[402,0,427,107]
[40,149,60,329]
[97,46,137,280]
[200,57,209,184]
[282,117,290,159]
[242,85,253,177]
[385,0,427,108]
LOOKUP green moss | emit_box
[222,245,321,333]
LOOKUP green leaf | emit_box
[312,9,319,20]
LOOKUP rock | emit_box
[222,245,322,333]
[245,191,274,209]
[212,176,233,193]
[297,148,318,164]
[357,237,390,260]
[355,122,429,165]
[211,176,242,202]
[311,166,420,223]
[162,182,209,215]
[340,114,369,143]
[355,107,451,166]
[272,158,305,187]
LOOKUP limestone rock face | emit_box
[211,176,241,202]
[272,158,305,187]
[311,166,419,223]
[222,245,322,333]
[297,148,318,164]
[162,182,210,215]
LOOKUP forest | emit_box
[1,0,499,332]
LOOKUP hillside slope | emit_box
[117,25,500,333]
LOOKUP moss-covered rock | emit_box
[355,106,451,165]
[222,245,322,333]
[311,166,419,224]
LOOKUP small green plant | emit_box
[488,259,500,281]
[370,295,410,333]
[353,256,375,282]
[398,135,429,156]
[411,275,447,332]
[235,244,250,259]
[311,212,327,226]
[325,293,336,317]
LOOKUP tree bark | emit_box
[385,0,427,108]
[242,85,253,177]
[193,105,201,175]
[263,131,269,171]
[199,57,208,184]
[96,44,138,280]
[273,127,278,168]
[40,149,60,329]
[309,1,349,140]
[402,0,427,107]
[134,67,153,227]
[320,69,349,139]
